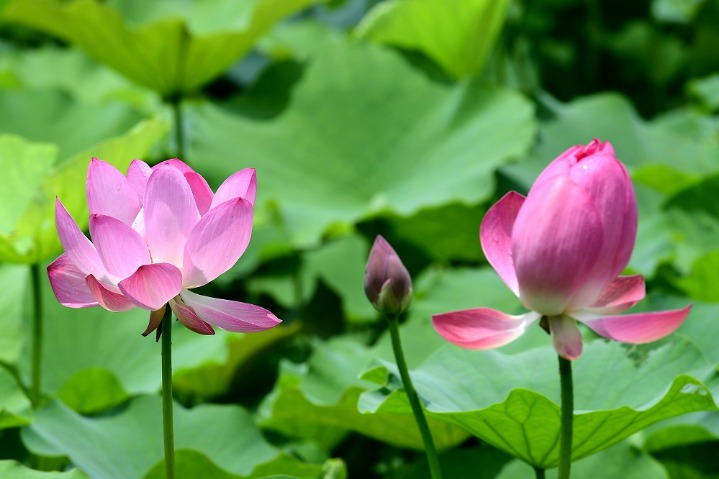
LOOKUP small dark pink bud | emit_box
[364,235,413,315]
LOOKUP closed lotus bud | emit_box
[364,235,413,315]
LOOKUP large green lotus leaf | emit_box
[674,250,719,302]
[22,396,321,479]
[496,440,668,479]
[355,0,509,79]
[259,338,468,451]
[359,338,716,468]
[0,461,88,479]
[501,94,719,193]
[0,365,32,430]
[0,263,29,365]
[0,116,166,263]
[189,37,535,247]
[3,0,321,96]
[689,73,719,111]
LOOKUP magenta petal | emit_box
[126,159,152,201]
[144,164,200,266]
[576,306,692,344]
[432,308,539,350]
[585,275,645,314]
[86,158,141,225]
[118,263,183,311]
[211,168,257,209]
[47,254,98,308]
[169,298,215,335]
[182,198,254,287]
[55,198,106,277]
[480,191,524,296]
[549,315,583,360]
[180,289,281,332]
[89,214,150,279]
[85,275,135,312]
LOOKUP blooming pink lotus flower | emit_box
[432,139,690,360]
[47,158,281,336]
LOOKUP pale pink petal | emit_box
[86,158,141,225]
[55,198,106,277]
[432,308,539,350]
[179,289,281,332]
[549,315,583,360]
[126,159,152,201]
[89,214,150,279]
[584,275,645,314]
[181,198,253,288]
[118,263,183,311]
[169,298,215,335]
[512,175,605,315]
[47,253,98,308]
[131,208,146,238]
[184,171,214,215]
[211,168,257,209]
[144,164,200,266]
[575,306,692,343]
[479,191,524,296]
[85,275,135,312]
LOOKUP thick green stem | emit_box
[161,307,175,479]
[534,466,546,479]
[386,314,443,479]
[557,355,574,479]
[30,263,43,409]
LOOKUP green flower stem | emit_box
[385,313,443,479]
[557,355,574,479]
[534,466,546,479]
[161,307,175,479]
[30,263,43,409]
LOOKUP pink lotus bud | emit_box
[364,235,413,315]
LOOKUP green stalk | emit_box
[386,313,443,479]
[557,355,574,479]
[534,466,546,479]
[30,263,43,409]
[161,307,175,479]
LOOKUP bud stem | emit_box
[557,355,574,479]
[386,313,443,479]
[30,262,44,409]
[161,306,176,479]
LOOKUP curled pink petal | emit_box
[211,168,257,208]
[169,298,215,335]
[182,198,253,288]
[575,306,692,344]
[431,308,540,350]
[549,315,583,360]
[89,214,150,279]
[47,253,98,308]
[118,263,183,311]
[180,289,281,332]
[86,158,141,225]
[512,175,604,315]
[55,198,106,278]
[479,191,524,296]
[85,275,135,312]
[126,159,152,202]
[584,275,645,314]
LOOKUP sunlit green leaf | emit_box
[0,461,89,479]
[0,366,31,430]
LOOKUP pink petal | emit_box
[142,305,165,337]
[585,275,645,314]
[169,298,215,335]
[184,171,214,215]
[55,198,106,278]
[479,192,524,296]
[86,158,141,225]
[576,306,692,343]
[126,159,152,202]
[47,253,98,308]
[89,214,150,279]
[180,289,281,332]
[85,275,135,312]
[549,315,583,360]
[181,198,253,288]
[143,164,200,266]
[511,175,605,315]
[432,308,539,350]
[211,168,257,209]
[118,263,183,311]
